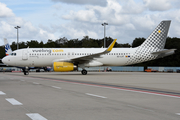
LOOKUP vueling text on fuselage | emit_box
[32,49,64,53]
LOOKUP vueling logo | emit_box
[52,49,64,52]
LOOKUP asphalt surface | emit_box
[0,72,180,120]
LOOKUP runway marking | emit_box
[6,98,23,105]
[26,76,180,99]
[52,86,61,89]
[86,93,107,99]
[26,113,48,120]
[20,79,25,81]
[84,84,180,99]
[0,91,6,95]
[33,82,40,85]
[176,113,180,115]
[53,81,180,99]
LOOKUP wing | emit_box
[52,39,117,64]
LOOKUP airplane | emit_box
[2,20,176,75]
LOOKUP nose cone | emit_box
[2,57,8,64]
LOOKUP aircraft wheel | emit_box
[81,69,87,75]
[24,71,29,75]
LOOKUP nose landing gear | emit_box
[22,67,29,75]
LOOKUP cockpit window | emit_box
[10,53,17,56]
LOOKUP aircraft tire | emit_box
[24,71,29,75]
[81,69,87,75]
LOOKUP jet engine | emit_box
[53,62,78,72]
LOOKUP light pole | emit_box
[14,26,21,49]
[102,22,108,48]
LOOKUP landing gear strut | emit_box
[81,69,87,75]
[23,67,29,75]
[23,71,29,75]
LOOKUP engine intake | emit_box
[53,62,77,72]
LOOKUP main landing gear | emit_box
[81,69,87,75]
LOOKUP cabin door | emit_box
[22,50,28,60]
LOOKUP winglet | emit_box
[106,39,117,52]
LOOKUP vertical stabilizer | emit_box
[139,20,171,49]
[4,38,12,56]
[126,20,171,65]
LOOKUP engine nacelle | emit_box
[53,62,78,72]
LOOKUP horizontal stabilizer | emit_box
[151,49,176,58]
[151,49,176,54]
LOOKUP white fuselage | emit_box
[3,48,137,67]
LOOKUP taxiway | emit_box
[0,72,180,120]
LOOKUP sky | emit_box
[0,0,180,46]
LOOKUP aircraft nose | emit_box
[2,57,8,64]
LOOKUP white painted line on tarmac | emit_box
[33,82,40,85]
[26,113,48,120]
[176,113,180,115]
[6,98,23,105]
[28,76,180,99]
[52,86,61,89]
[20,79,25,81]
[0,91,6,95]
[74,83,180,99]
[86,93,107,99]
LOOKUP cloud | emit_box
[0,2,14,17]
[51,0,107,6]
[0,2,56,45]
[143,0,172,11]
[1,0,180,46]
[62,0,130,25]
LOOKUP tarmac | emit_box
[0,71,180,120]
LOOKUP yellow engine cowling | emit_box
[53,62,78,72]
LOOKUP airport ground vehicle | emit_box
[145,68,158,72]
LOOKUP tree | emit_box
[132,38,145,47]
